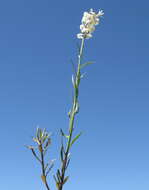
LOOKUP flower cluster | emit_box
[77,8,104,39]
[33,128,51,146]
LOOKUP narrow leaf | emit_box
[63,176,69,184]
[60,129,69,139]
[60,129,65,136]
[57,169,61,182]
[46,163,54,176]
[80,62,93,69]
[31,148,41,163]
[70,132,82,147]
[66,158,70,169]
[72,75,76,87]
[60,145,65,162]
[53,175,58,183]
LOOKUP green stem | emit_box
[67,37,85,151]
[58,38,85,190]
[78,38,85,65]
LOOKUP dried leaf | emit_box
[41,175,46,184]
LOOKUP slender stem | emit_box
[40,145,51,190]
[58,38,85,190]
[78,38,85,65]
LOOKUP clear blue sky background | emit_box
[0,0,147,190]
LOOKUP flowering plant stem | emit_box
[27,8,104,190]
[55,38,85,190]
[40,144,51,190]
[27,128,53,190]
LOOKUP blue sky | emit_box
[0,0,148,190]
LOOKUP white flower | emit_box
[97,10,104,17]
[77,33,84,39]
[85,33,92,39]
[77,8,104,39]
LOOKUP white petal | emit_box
[88,25,95,32]
[77,33,84,39]
[80,24,84,30]
[97,10,104,17]
[85,33,92,39]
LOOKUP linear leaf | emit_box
[63,176,69,184]
[80,62,93,69]
[70,132,82,147]
[60,129,69,139]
